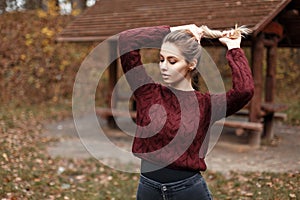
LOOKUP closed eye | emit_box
[160,55,178,65]
[168,58,177,65]
[160,55,164,63]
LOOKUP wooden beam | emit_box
[264,36,279,140]
[107,40,119,128]
[249,33,265,146]
[263,38,278,47]
[250,33,264,123]
[265,37,278,103]
[215,120,263,131]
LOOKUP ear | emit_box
[188,59,198,71]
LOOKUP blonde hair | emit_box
[200,24,252,39]
[161,25,252,91]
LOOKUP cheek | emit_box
[168,66,189,81]
[175,64,189,75]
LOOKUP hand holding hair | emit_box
[170,24,203,43]
[170,24,252,49]
[200,24,252,49]
[199,24,252,39]
[218,29,242,50]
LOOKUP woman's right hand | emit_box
[170,24,203,43]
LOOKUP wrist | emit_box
[227,44,240,50]
[170,24,194,32]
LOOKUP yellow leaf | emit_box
[71,9,81,16]
[20,54,26,61]
[25,39,33,46]
[25,34,30,39]
[42,39,49,46]
[37,9,47,18]
[38,67,45,75]
[41,27,54,38]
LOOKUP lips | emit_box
[161,73,170,79]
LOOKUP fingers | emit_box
[221,29,241,39]
[219,29,241,50]
[189,25,203,44]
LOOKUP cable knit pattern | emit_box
[118,26,254,171]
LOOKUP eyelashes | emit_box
[160,56,178,65]
[160,59,177,65]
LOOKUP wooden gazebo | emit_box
[57,0,300,147]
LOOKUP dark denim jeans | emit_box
[137,173,213,200]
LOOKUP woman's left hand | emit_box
[219,30,241,50]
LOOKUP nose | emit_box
[160,60,168,71]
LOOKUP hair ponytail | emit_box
[200,25,252,39]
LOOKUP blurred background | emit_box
[0,0,299,199]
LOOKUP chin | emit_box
[162,80,172,85]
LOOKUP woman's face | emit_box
[159,42,193,90]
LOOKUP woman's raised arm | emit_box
[118,26,170,92]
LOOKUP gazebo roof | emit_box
[57,0,300,47]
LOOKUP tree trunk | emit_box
[41,0,48,11]
[0,0,7,13]
[24,0,43,10]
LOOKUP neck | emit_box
[169,78,194,91]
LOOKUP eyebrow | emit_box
[160,55,179,59]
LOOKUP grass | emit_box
[286,101,300,125]
[0,101,299,199]
[207,171,300,199]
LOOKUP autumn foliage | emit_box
[0,10,299,199]
[0,11,94,104]
[0,10,299,124]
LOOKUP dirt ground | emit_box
[44,113,300,174]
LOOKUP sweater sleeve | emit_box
[210,48,254,122]
[118,26,171,93]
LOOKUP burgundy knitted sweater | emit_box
[118,26,254,171]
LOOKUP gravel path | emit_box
[44,113,300,174]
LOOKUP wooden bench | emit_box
[261,103,288,140]
[96,107,137,128]
[97,107,264,147]
[261,103,288,114]
[224,103,288,146]
[215,120,263,132]
[215,120,263,147]
[235,109,287,122]
[96,107,137,119]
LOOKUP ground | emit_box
[44,113,300,175]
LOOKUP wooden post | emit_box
[249,33,264,147]
[264,36,278,140]
[107,39,118,128]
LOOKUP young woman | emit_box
[118,24,254,200]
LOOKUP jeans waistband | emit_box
[141,160,198,183]
[140,172,202,192]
